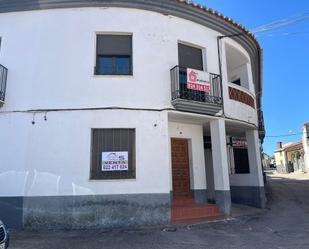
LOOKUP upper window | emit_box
[95,34,132,75]
[178,43,203,71]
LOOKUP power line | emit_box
[266,132,303,138]
[256,30,309,37]
[252,12,309,34]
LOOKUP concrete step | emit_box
[173,198,196,206]
[172,214,226,224]
[171,203,225,224]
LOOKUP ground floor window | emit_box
[233,148,250,174]
[229,137,250,174]
[90,128,136,180]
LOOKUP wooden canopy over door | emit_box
[171,138,191,198]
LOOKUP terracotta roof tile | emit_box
[175,0,260,49]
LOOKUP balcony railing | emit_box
[0,64,8,104]
[258,110,266,142]
[170,66,223,115]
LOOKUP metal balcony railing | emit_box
[170,66,223,115]
[258,110,266,142]
[0,64,8,103]
[170,66,222,105]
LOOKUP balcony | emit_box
[170,66,223,115]
[0,64,8,107]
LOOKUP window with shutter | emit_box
[95,34,132,75]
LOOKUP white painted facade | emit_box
[0,6,264,210]
[302,124,309,171]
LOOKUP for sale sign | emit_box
[232,137,248,148]
[187,68,211,92]
[102,151,129,171]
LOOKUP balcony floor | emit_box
[172,98,223,116]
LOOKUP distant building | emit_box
[302,122,309,172]
[274,141,305,173]
[262,152,275,169]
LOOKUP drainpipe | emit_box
[216,33,246,118]
[216,36,225,118]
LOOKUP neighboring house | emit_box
[0,0,266,229]
[274,141,305,173]
[262,152,273,169]
[302,122,309,171]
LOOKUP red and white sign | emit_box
[187,68,211,92]
[232,137,248,148]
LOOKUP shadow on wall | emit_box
[0,170,95,196]
[0,170,96,229]
[0,170,170,230]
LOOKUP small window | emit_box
[90,129,136,180]
[233,148,250,174]
[232,78,241,86]
[95,34,132,75]
[178,43,203,70]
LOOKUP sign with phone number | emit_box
[102,151,128,171]
[187,68,211,93]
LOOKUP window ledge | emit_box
[88,178,137,182]
[93,74,134,78]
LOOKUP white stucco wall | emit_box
[168,122,207,191]
[221,39,258,125]
[0,7,257,123]
[229,130,264,187]
[0,7,261,196]
[0,7,221,111]
[303,126,309,170]
[0,110,170,196]
[228,64,249,89]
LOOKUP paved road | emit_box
[9,171,309,249]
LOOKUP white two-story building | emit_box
[0,0,266,229]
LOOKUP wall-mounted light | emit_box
[31,113,36,125]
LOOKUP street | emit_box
[9,170,309,249]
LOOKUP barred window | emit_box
[90,129,136,180]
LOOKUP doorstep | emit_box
[171,197,226,224]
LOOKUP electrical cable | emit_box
[252,12,309,33]
[255,30,309,37]
[266,132,303,138]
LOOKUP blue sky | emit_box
[197,0,309,155]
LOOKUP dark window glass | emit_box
[178,43,203,70]
[97,56,131,75]
[96,34,132,75]
[90,129,136,180]
[178,43,205,102]
[232,78,241,86]
[233,148,250,174]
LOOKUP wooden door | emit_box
[171,138,191,198]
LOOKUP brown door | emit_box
[171,138,191,198]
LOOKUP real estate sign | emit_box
[102,151,129,171]
[232,137,248,148]
[186,68,211,92]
